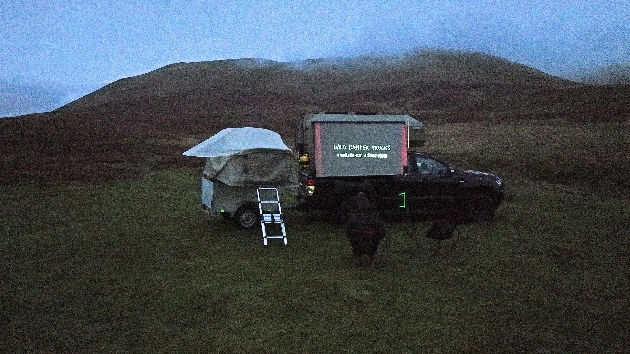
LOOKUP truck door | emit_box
[399,155,462,218]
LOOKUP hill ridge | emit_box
[57,50,572,114]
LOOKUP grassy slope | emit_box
[423,120,630,198]
[2,120,630,352]
[1,168,628,352]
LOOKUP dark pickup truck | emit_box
[296,152,505,222]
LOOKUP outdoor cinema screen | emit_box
[313,122,407,177]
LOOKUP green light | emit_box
[398,191,407,208]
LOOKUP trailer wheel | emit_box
[234,205,259,229]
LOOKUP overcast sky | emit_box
[1,0,629,116]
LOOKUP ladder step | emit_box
[262,218,282,223]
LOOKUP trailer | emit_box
[184,127,297,228]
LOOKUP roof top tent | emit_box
[183,127,297,228]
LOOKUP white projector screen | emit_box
[313,122,407,177]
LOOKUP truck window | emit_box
[416,157,447,175]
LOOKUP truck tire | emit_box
[234,205,259,229]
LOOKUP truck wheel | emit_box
[234,206,259,229]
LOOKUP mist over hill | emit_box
[1,50,629,184]
[571,63,630,85]
[0,80,105,118]
[53,50,584,139]
[0,80,66,117]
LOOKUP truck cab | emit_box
[396,152,503,220]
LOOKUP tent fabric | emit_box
[183,127,289,157]
[183,127,297,187]
[202,148,296,186]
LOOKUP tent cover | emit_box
[183,127,297,186]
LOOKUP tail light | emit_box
[305,178,316,196]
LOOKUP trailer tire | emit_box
[234,205,259,229]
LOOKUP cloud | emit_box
[0,81,58,117]
[0,80,99,118]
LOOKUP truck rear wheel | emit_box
[234,206,259,229]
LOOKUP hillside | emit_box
[1,50,629,184]
[57,50,575,132]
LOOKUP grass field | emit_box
[1,121,629,352]
[424,120,630,198]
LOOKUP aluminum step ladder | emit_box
[257,187,287,246]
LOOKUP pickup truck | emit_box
[294,113,504,223]
[296,151,505,222]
